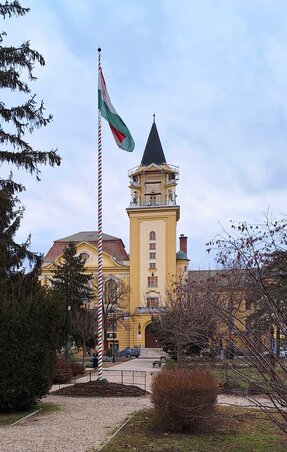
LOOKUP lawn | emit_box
[100,407,287,452]
[0,403,60,427]
[174,357,287,395]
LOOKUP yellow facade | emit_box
[41,121,189,350]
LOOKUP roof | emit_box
[188,269,221,282]
[141,121,166,165]
[188,269,249,289]
[44,231,128,264]
[176,250,189,261]
[57,232,119,242]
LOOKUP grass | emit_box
[0,402,60,427]
[100,407,287,452]
[172,358,287,395]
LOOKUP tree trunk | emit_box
[82,338,86,367]
[276,325,281,359]
[177,346,183,364]
[103,327,108,355]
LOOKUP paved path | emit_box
[1,395,152,452]
[110,357,161,372]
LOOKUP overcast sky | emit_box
[4,0,287,268]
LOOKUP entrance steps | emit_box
[139,347,167,359]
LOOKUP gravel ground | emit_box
[1,394,152,452]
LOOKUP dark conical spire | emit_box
[141,119,166,165]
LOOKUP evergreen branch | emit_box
[0,41,45,74]
[0,97,53,135]
[0,150,61,179]
[0,1,29,19]
[0,130,34,150]
[0,68,29,92]
[0,31,6,43]
[0,177,25,193]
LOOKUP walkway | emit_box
[1,395,151,452]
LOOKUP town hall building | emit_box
[41,120,189,350]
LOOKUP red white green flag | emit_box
[98,66,135,152]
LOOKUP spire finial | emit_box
[153,113,155,124]
[98,47,101,68]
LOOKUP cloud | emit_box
[3,0,287,269]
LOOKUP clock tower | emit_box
[127,118,180,347]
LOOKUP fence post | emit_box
[133,371,135,386]
[121,370,123,385]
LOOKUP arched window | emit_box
[80,252,89,262]
[104,279,118,305]
[149,231,156,240]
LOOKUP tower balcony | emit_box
[129,199,178,208]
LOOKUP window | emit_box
[147,297,159,308]
[149,252,156,259]
[150,195,156,205]
[148,276,158,287]
[149,263,156,270]
[105,279,117,304]
[80,252,89,262]
[149,243,156,250]
[149,231,156,240]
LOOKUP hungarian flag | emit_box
[98,67,135,152]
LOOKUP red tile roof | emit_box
[44,231,128,264]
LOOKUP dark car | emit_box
[117,347,140,358]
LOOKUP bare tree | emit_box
[93,276,130,354]
[206,213,287,433]
[72,309,97,366]
[153,277,219,364]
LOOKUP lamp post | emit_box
[112,311,116,363]
[81,290,89,359]
[65,296,71,361]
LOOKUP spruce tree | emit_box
[0,188,65,410]
[0,0,61,194]
[51,242,93,310]
[50,242,93,359]
[0,185,35,290]
[0,2,64,410]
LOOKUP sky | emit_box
[3,0,287,269]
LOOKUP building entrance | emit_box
[145,324,159,348]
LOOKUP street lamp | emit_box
[65,299,71,361]
[112,310,116,363]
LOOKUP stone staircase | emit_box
[139,347,167,359]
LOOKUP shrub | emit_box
[69,362,85,377]
[0,289,64,411]
[151,367,218,432]
[163,358,177,369]
[53,357,73,384]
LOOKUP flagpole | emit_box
[97,47,103,381]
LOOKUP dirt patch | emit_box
[52,381,150,398]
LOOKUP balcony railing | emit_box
[129,199,177,208]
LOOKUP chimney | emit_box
[179,234,187,255]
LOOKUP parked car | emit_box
[261,348,287,358]
[117,347,140,358]
[280,348,287,358]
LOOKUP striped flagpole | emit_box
[97,47,103,380]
